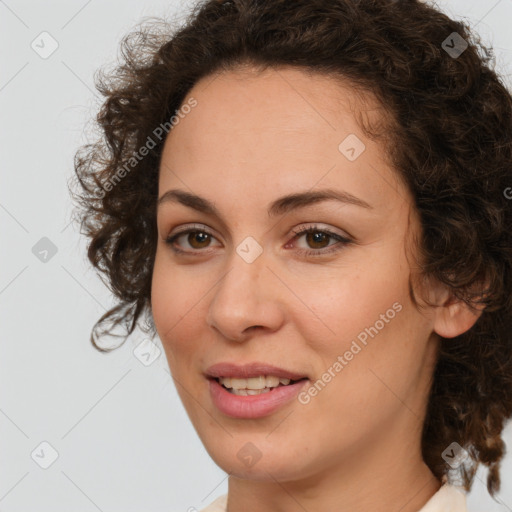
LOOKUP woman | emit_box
[70,0,512,510]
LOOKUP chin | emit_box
[200,433,312,482]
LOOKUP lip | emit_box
[205,362,308,380]
[208,377,309,419]
[205,362,309,419]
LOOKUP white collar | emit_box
[418,483,467,512]
[200,482,467,512]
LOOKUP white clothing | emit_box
[199,483,467,512]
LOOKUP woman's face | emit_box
[151,66,440,481]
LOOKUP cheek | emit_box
[150,253,200,362]
[151,256,176,339]
[289,255,411,358]
[295,301,430,448]
[301,295,431,428]
[292,258,431,418]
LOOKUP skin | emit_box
[151,65,481,512]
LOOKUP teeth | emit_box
[266,375,279,388]
[231,389,248,396]
[236,388,272,396]
[246,389,269,395]
[231,377,266,390]
[218,375,295,390]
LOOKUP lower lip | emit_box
[208,378,309,419]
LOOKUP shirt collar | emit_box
[418,483,467,512]
[200,481,467,512]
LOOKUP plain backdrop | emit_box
[1,0,511,511]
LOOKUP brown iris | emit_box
[188,231,211,249]
[305,231,330,249]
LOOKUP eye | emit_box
[164,224,220,255]
[164,223,353,257]
[288,224,352,257]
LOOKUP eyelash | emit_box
[164,223,352,257]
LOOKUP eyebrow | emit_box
[157,188,373,220]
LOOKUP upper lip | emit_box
[205,362,308,381]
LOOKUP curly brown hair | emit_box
[69,0,512,499]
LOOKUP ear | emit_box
[433,297,484,338]
[426,277,487,339]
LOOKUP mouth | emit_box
[205,362,310,418]
[212,375,308,396]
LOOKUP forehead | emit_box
[158,65,407,216]
[168,65,386,146]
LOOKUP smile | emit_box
[205,362,310,418]
[217,375,298,395]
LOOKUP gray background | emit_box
[1,0,511,510]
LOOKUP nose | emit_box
[205,248,285,343]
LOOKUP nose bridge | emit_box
[206,245,283,340]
